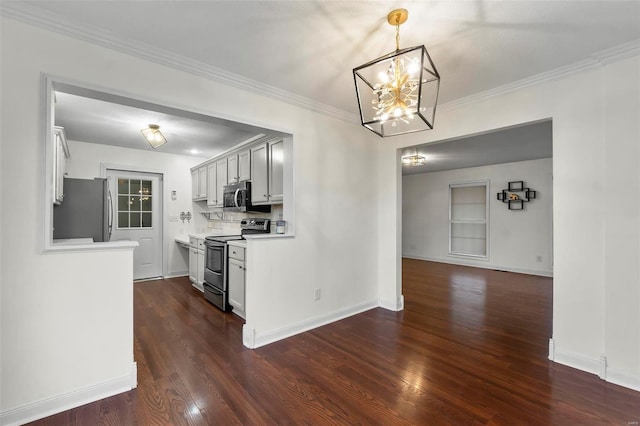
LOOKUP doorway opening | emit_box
[400,119,554,349]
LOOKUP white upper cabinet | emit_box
[238,149,251,182]
[216,158,228,205]
[191,169,198,200]
[192,166,207,201]
[227,154,239,184]
[251,143,269,204]
[268,139,284,202]
[206,162,217,207]
[53,126,69,205]
[251,139,283,204]
[198,167,207,199]
[191,137,283,208]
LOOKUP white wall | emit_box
[378,53,640,391]
[65,140,207,277]
[244,118,379,347]
[0,17,379,423]
[602,56,640,388]
[403,158,553,276]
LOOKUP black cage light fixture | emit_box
[353,8,440,137]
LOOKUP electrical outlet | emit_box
[536,255,543,263]
[314,288,321,301]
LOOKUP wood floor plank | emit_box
[27,262,640,425]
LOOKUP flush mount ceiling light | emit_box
[402,153,427,166]
[353,8,440,138]
[140,124,167,149]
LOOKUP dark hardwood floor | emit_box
[30,259,640,425]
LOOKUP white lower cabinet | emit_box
[228,245,246,319]
[188,237,204,292]
[197,246,205,289]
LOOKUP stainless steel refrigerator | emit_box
[53,177,111,242]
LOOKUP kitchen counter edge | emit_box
[45,240,139,253]
[243,233,295,240]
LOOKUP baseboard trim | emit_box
[163,272,188,279]
[243,299,378,349]
[549,341,640,393]
[550,347,600,376]
[607,368,640,392]
[404,254,553,277]
[0,362,137,426]
[378,295,404,311]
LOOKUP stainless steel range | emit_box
[203,218,270,311]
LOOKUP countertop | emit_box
[52,238,94,245]
[176,231,291,247]
[175,230,242,247]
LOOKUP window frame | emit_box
[115,178,154,230]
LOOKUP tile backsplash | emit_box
[206,204,283,233]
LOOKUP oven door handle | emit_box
[234,188,241,209]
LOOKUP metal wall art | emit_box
[497,181,536,210]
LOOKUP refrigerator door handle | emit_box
[107,189,113,241]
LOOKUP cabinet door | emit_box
[197,248,205,286]
[251,143,268,204]
[238,149,251,181]
[188,247,198,283]
[228,258,245,314]
[191,169,199,200]
[53,127,68,205]
[54,135,65,204]
[216,158,228,207]
[227,154,238,184]
[268,139,284,202]
[197,167,208,198]
[206,162,217,206]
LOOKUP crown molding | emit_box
[2,2,638,124]
[592,38,640,64]
[0,2,359,124]
[440,38,640,112]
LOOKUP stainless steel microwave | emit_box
[223,181,271,213]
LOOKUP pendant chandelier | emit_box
[402,153,427,166]
[353,9,440,137]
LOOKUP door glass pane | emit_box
[130,180,141,196]
[117,179,128,194]
[141,180,152,196]
[142,213,152,227]
[141,196,152,211]
[118,195,129,211]
[130,212,141,227]
[118,212,129,228]
[130,195,141,212]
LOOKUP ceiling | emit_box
[3,1,639,161]
[54,91,265,159]
[401,120,552,175]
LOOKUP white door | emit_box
[107,170,163,280]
